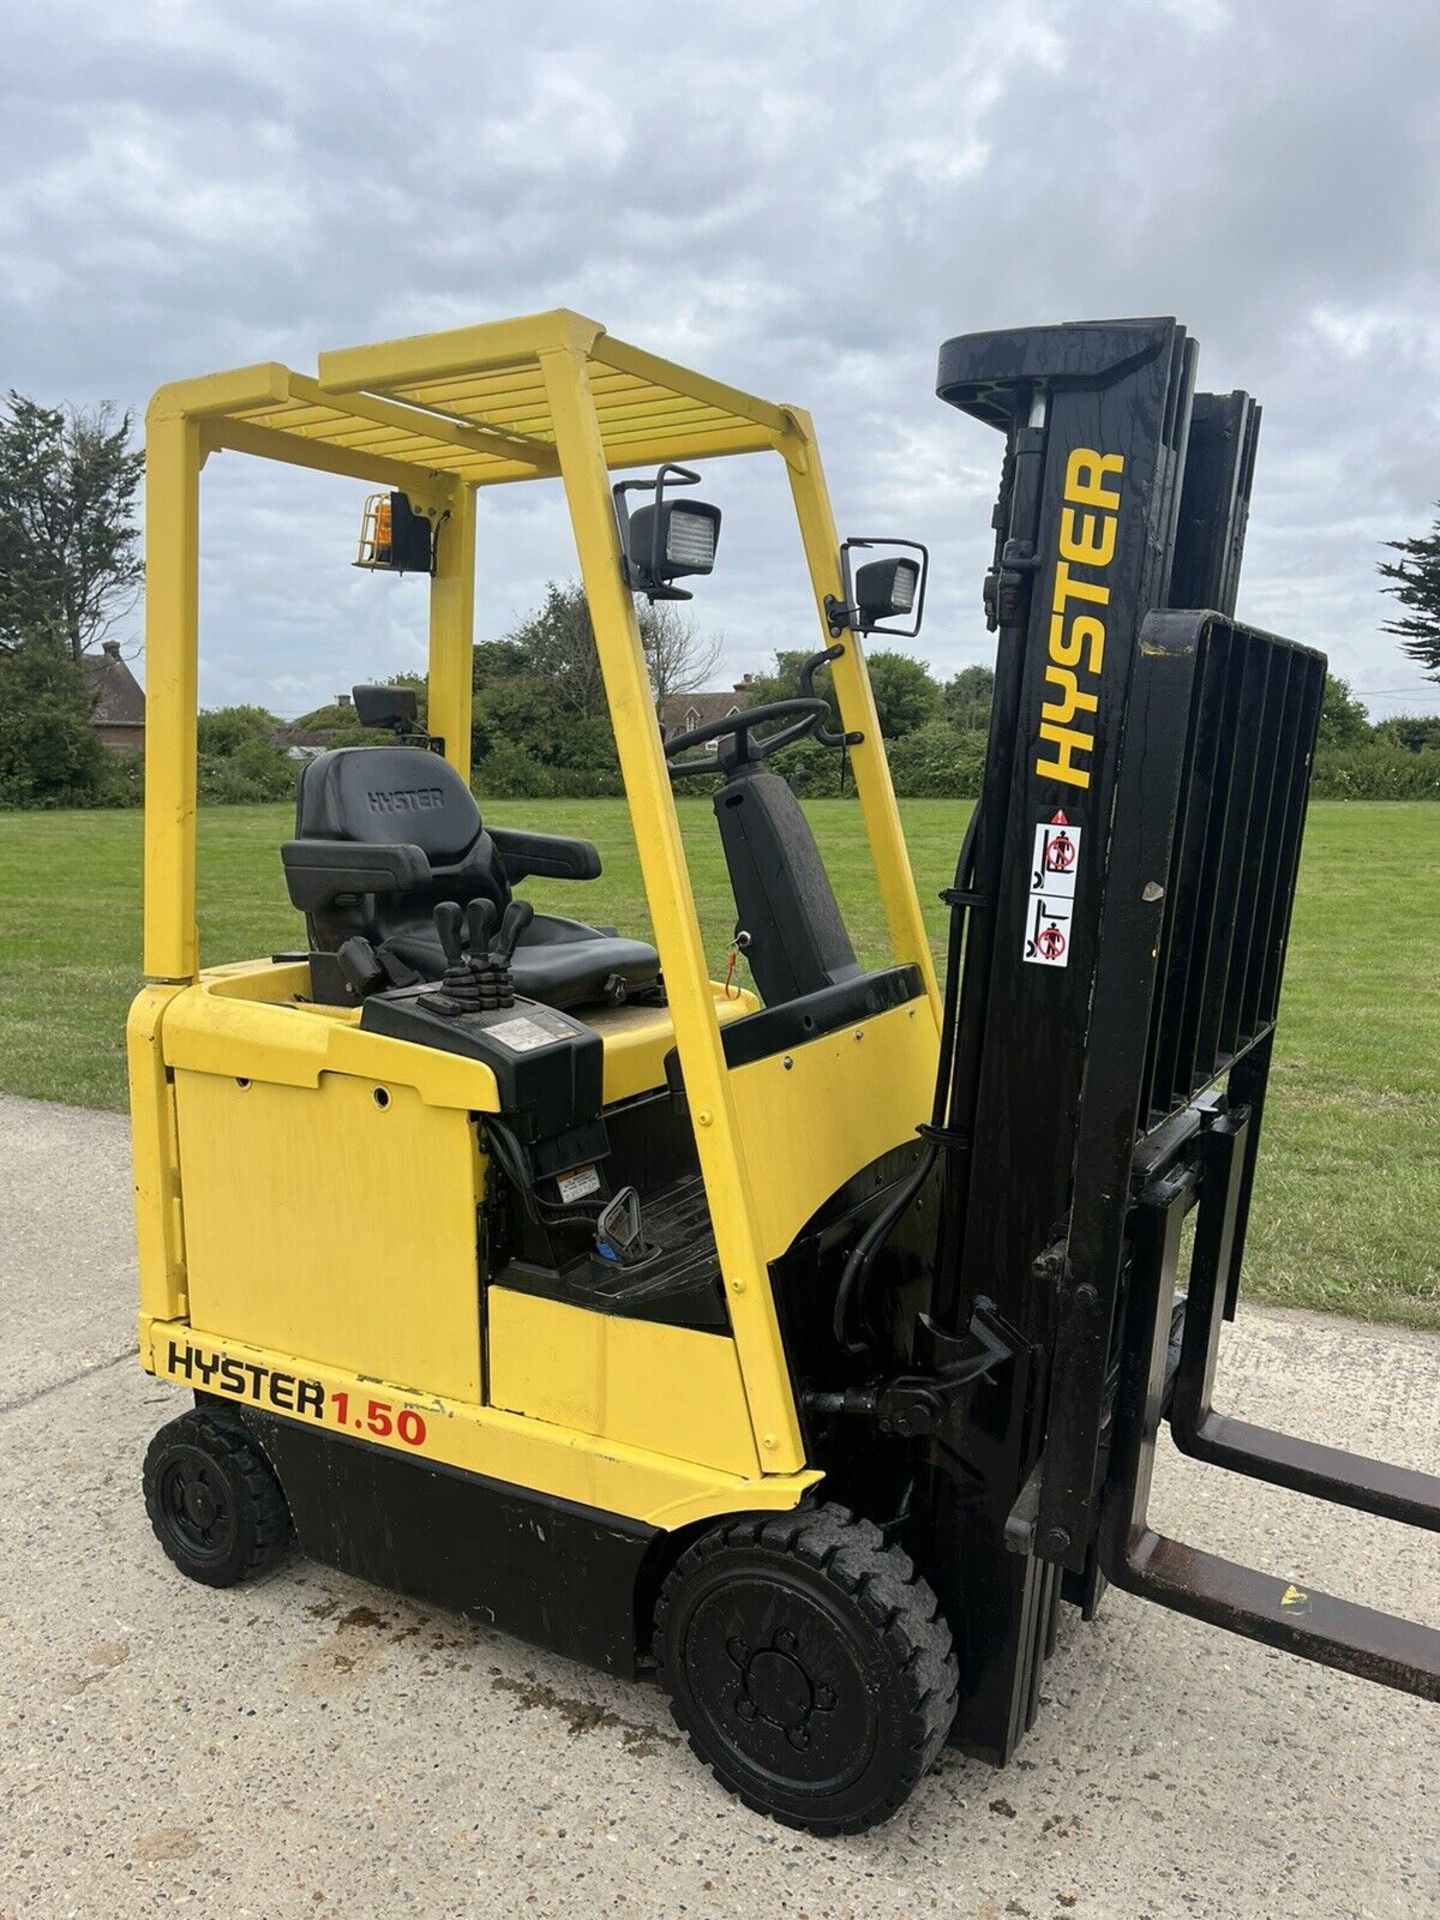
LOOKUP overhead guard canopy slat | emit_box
[167,310,792,487]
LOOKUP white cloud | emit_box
[1,0,1437,717]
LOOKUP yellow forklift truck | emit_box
[131,311,1439,1835]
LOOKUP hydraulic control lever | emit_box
[493,898,534,967]
[465,897,497,960]
[425,896,534,1015]
[432,901,483,1013]
[477,898,534,1009]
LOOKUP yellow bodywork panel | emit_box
[161,972,501,1110]
[141,1314,817,1530]
[488,1289,760,1479]
[730,999,938,1262]
[172,1070,484,1403]
[127,984,188,1323]
[586,992,758,1105]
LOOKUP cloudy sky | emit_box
[3,0,1438,718]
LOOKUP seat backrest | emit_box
[713,768,861,1005]
[291,745,510,956]
[296,744,482,863]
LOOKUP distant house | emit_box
[81,640,145,752]
[659,676,756,751]
[272,726,340,762]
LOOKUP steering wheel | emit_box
[664,697,830,780]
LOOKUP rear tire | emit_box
[653,1504,957,1834]
[143,1409,291,1588]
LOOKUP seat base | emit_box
[380,912,660,1013]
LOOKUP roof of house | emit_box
[81,641,145,728]
[660,681,756,737]
[272,725,340,751]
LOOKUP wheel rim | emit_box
[156,1449,236,1566]
[679,1573,878,1794]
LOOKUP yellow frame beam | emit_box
[539,344,805,1470]
[782,411,941,1010]
[427,477,476,780]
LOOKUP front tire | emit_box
[143,1409,291,1588]
[653,1504,957,1834]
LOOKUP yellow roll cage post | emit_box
[135,309,938,1515]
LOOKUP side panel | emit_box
[246,1413,657,1675]
[142,1316,819,1528]
[488,1288,762,1478]
[172,1069,483,1403]
[727,998,937,1262]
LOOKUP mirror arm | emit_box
[799,644,864,749]
[828,537,930,640]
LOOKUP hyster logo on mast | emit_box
[1034,448,1125,791]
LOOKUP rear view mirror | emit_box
[826,538,929,639]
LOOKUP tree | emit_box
[464,582,723,788]
[638,601,722,718]
[503,580,721,721]
[740,646,948,742]
[0,627,106,803]
[1378,508,1440,684]
[1317,673,1371,748]
[943,664,995,733]
[197,705,282,756]
[741,650,827,710]
[1373,712,1440,754]
[863,650,941,739]
[0,392,143,660]
[513,581,609,722]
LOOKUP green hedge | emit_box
[1311,746,1440,799]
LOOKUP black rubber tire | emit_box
[653,1504,958,1834]
[143,1409,291,1588]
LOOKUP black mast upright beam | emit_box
[926,319,1200,1759]
[1169,391,1261,617]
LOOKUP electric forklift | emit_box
[131,312,1439,1837]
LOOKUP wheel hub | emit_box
[182,1479,218,1527]
[679,1574,873,1789]
[160,1455,230,1556]
[727,1630,839,1749]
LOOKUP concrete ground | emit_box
[1,1091,1436,1920]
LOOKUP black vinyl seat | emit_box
[280,746,659,1011]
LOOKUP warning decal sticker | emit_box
[1023,812,1081,968]
[484,1015,558,1053]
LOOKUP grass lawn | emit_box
[0,798,1434,1328]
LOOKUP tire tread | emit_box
[654,1502,958,1833]
[143,1409,291,1586]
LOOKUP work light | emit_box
[614,466,722,600]
[353,491,437,574]
[856,556,919,623]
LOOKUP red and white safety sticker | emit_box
[1023,812,1081,968]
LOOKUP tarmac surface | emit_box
[1,1088,1436,1920]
